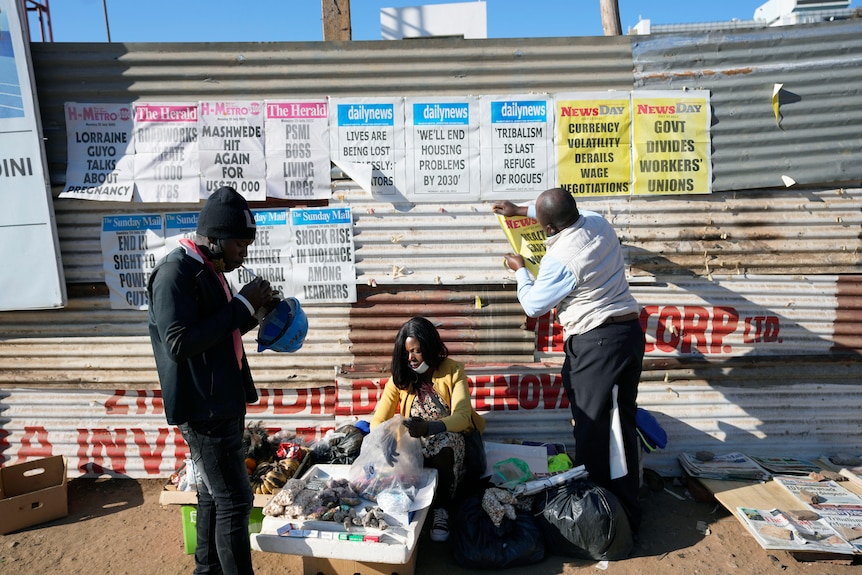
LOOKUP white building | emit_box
[630,0,857,35]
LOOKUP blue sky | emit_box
[37,0,859,43]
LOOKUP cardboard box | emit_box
[0,455,69,535]
[302,546,418,575]
[159,450,310,507]
[181,505,264,554]
[160,485,273,508]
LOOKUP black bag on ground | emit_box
[452,493,545,569]
[533,478,633,561]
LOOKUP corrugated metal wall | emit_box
[2,20,861,476]
[632,20,862,191]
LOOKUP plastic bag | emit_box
[533,478,633,561]
[452,493,545,569]
[347,415,424,501]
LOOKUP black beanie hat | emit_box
[196,186,256,240]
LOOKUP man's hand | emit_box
[403,416,429,438]
[503,253,526,272]
[491,200,527,218]
[239,277,277,311]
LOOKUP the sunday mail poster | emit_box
[61,102,135,201]
[555,92,631,197]
[328,97,406,201]
[291,207,356,304]
[480,95,555,201]
[264,100,331,200]
[631,90,712,196]
[101,214,165,310]
[198,100,266,201]
[404,96,481,202]
[132,102,200,203]
[226,209,293,299]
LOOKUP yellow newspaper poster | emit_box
[632,90,712,195]
[554,92,631,197]
[497,214,545,277]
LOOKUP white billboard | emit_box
[0,0,66,310]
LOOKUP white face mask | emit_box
[411,361,430,374]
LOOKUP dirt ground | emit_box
[1,476,860,575]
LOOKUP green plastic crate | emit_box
[180,505,264,555]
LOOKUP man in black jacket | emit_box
[148,186,277,575]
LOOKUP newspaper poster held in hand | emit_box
[496,213,545,277]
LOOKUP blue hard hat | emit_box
[256,297,308,353]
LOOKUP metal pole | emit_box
[102,0,111,42]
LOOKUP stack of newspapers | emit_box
[678,452,770,482]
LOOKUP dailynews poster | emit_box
[555,91,631,197]
[496,214,545,277]
[631,90,712,195]
[404,96,481,202]
[479,94,555,201]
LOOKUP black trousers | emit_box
[562,318,645,531]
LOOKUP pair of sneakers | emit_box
[429,507,449,542]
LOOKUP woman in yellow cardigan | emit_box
[370,317,486,543]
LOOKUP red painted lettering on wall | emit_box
[77,428,128,475]
[16,426,53,462]
[249,387,336,415]
[105,390,163,415]
[130,428,169,475]
[335,379,384,417]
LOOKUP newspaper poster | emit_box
[226,209,293,299]
[631,90,712,195]
[479,95,554,201]
[198,100,266,201]
[264,99,331,200]
[555,92,631,197]
[404,96,481,202]
[497,214,545,277]
[291,207,356,304]
[329,97,405,201]
[133,102,200,202]
[163,212,199,254]
[61,102,135,201]
[100,214,165,310]
[736,507,856,554]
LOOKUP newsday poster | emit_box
[631,90,712,195]
[555,91,631,197]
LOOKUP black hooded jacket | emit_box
[147,246,258,425]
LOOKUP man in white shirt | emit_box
[493,188,645,532]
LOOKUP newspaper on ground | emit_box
[736,507,857,555]
[818,455,862,489]
[678,452,770,482]
[772,476,862,510]
[750,456,821,476]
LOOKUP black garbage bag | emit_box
[533,479,633,561]
[452,493,545,569]
[327,424,365,464]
